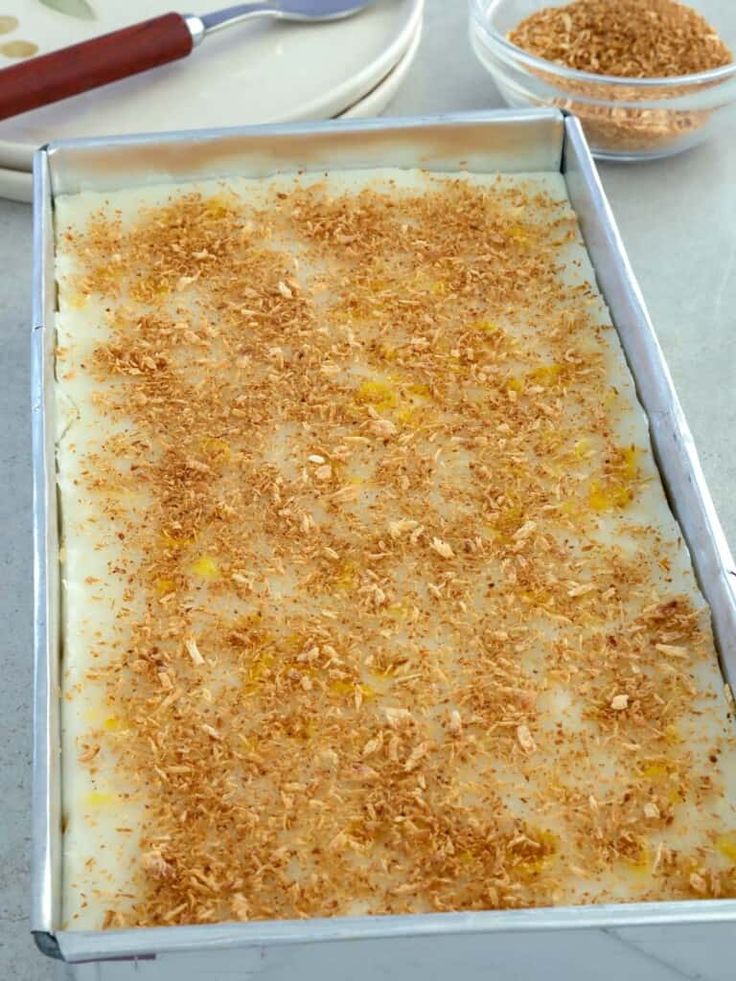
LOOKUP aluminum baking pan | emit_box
[31,108,736,965]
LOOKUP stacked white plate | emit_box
[0,0,424,201]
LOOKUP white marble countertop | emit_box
[1,1,734,979]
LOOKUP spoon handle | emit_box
[0,13,194,122]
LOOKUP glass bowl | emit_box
[469,0,736,160]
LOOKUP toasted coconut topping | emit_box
[56,171,736,930]
[509,0,731,78]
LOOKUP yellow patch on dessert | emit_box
[529,363,562,386]
[243,652,275,695]
[199,437,231,462]
[641,760,680,784]
[472,319,498,334]
[619,445,640,479]
[203,196,234,220]
[333,561,358,592]
[515,829,558,878]
[663,724,681,746]
[588,480,634,512]
[85,791,116,809]
[356,378,397,411]
[155,578,176,596]
[715,832,736,864]
[68,291,88,310]
[624,842,651,879]
[190,555,220,580]
[328,680,376,700]
[508,223,530,245]
[521,588,551,608]
[573,438,591,459]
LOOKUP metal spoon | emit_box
[0,0,374,122]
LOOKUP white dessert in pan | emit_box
[54,169,736,930]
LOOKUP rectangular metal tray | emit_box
[32,108,736,966]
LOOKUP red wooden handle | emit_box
[0,13,193,121]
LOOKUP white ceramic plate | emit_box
[0,0,423,170]
[340,15,420,118]
[0,17,422,203]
